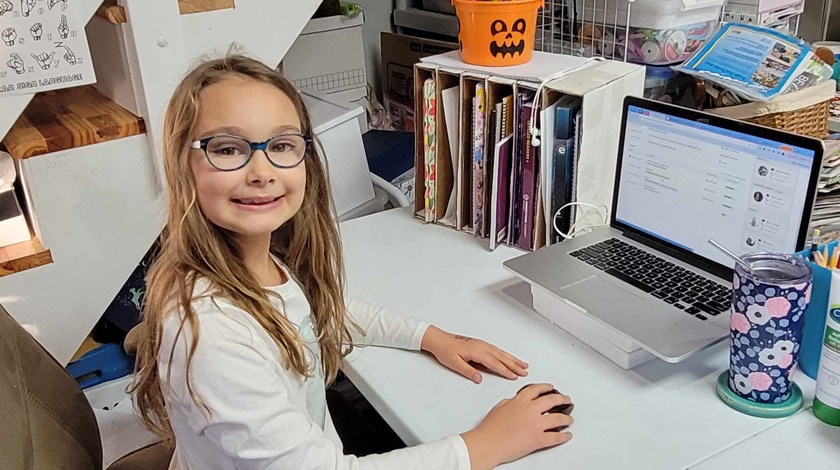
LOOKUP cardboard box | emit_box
[381,32,457,130]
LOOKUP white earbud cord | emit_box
[529,56,605,148]
[552,201,609,240]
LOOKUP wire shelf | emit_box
[537,0,804,61]
[536,0,632,61]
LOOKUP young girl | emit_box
[131,55,574,470]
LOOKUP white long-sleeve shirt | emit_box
[158,263,471,470]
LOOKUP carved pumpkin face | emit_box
[490,18,526,58]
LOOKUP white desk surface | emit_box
[339,208,833,469]
[691,410,840,468]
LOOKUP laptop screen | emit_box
[615,104,817,269]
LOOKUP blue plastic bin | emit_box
[66,342,134,389]
[795,240,838,379]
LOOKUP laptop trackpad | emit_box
[561,276,652,314]
[560,276,683,350]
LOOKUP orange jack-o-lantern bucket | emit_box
[451,0,544,67]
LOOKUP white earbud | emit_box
[531,126,541,147]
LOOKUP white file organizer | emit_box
[413,51,644,248]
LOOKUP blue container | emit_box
[795,240,839,379]
[66,342,134,389]
[728,253,812,404]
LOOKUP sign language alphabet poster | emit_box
[0,0,95,97]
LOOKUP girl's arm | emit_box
[346,298,529,384]
[160,307,471,470]
[345,297,429,350]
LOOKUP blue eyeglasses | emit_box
[191,133,312,171]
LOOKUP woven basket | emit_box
[743,100,830,138]
[706,81,834,139]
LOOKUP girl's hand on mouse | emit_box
[461,383,574,470]
[420,325,528,384]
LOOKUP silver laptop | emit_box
[504,96,823,363]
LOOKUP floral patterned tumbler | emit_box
[728,253,812,404]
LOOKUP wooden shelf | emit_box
[96,0,127,24]
[97,0,235,24]
[1,85,146,160]
[0,238,52,277]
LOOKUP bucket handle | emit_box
[451,0,546,7]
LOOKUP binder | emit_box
[541,94,582,245]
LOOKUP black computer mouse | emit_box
[517,385,575,432]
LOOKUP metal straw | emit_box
[708,239,755,275]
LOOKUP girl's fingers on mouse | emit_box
[538,431,573,449]
[536,393,573,412]
[541,412,574,431]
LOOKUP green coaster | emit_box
[715,371,803,418]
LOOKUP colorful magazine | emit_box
[674,23,833,102]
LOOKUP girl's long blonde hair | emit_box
[130,55,353,438]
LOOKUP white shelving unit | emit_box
[0,0,322,365]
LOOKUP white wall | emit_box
[356,0,395,100]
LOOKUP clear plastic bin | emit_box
[624,19,718,65]
[598,0,724,65]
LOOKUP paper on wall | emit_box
[0,0,96,97]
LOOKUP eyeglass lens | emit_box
[205,135,307,170]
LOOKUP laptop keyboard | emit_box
[569,238,732,321]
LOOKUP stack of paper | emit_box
[812,141,840,233]
[818,146,840,194]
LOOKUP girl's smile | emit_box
[231,194,285,209]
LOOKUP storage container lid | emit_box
[599,0,724,29]
[633,0,724,13]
